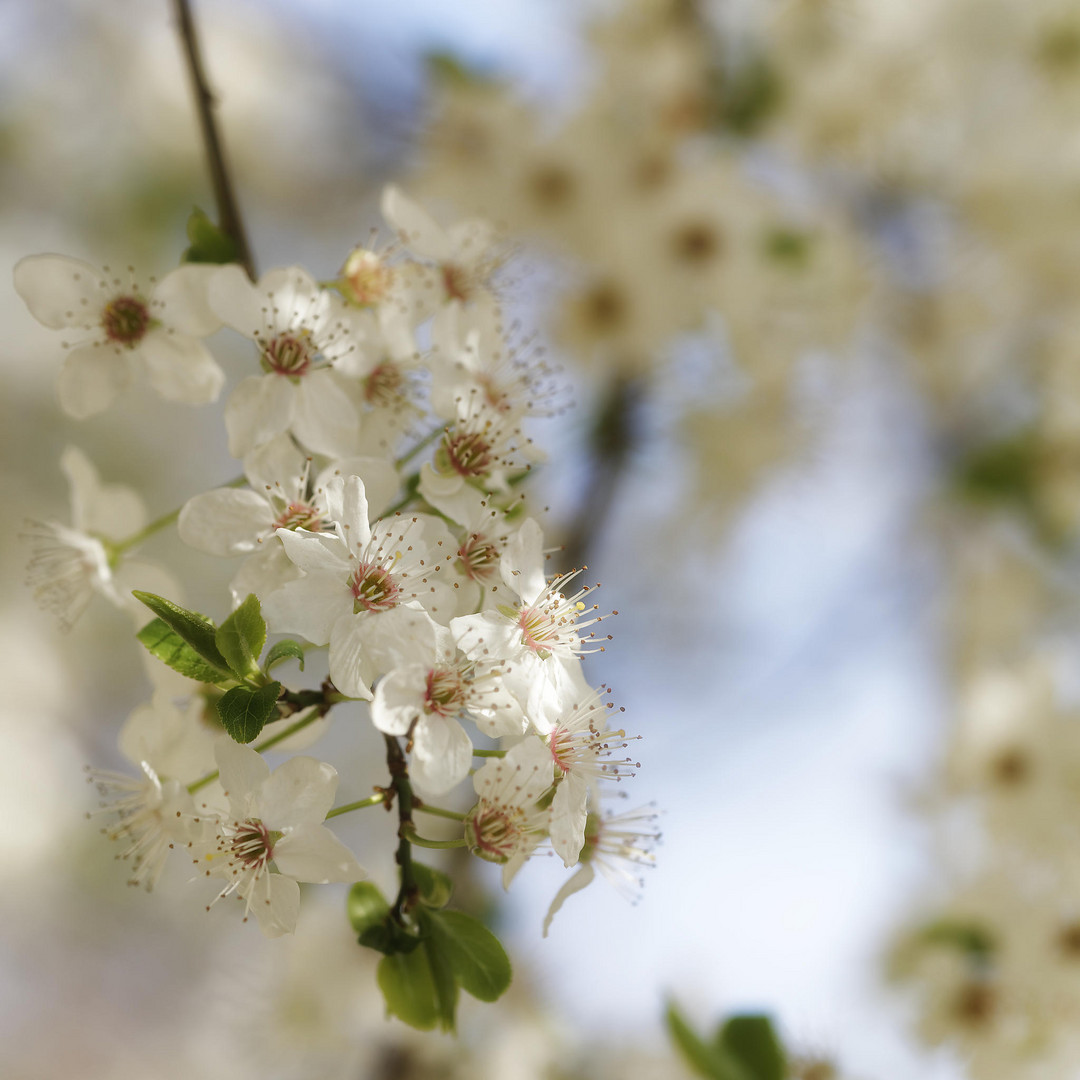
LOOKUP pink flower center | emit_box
[439,429,493,479]
[424,667,467,718]
[349,563,401,613]
[102,296,150,347]
[466,805,522,864]
[273,501,324,532]
[442,263,471,303]
[263,334,312,377]
[364,361,404,406]
[457,533,500,581]
[229,818,275,870]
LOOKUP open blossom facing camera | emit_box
[14,256,223,418]
[190,740,363,937]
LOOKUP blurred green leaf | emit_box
[182,206,238,265]
[377,949,439,1031]
[424,909,511,1003]
[717,1015,786,1080]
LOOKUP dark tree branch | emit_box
[172,0,257,279]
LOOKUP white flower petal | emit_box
[273,823,364,883]
[178,488,271,555]
[549,773,588,867]
[371,665,428,735]
[153,263,223,337]
[243,434,306,498]
[138,329,224,404]
[319,455,400,518]
[381,185,453,262]
[323,474,370,550]
[209,264,266,338]
[56,344,134,418]
[262,573,351,644]
[60,445,146,538]
[252,873,300,937]
[276,527,352,575]
[229,544,301,608]
[225,374,295,457]
[215,739,271,816]
[542,863,595,937]
[14,254,107,329]
[501,517,546,602]
[327,614,376,701]
[411,715,472,796]
[292,371,358,456]
[258,756,338,827]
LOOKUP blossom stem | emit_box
[401,826,467,849]
[186,707,322,793]
[326,791,386,819]
[395,426,445,469]
[384,734,419,923]
[472,748,506,758]
[112,474,246,554]
[172,0,257,279]
[560,373,644,572]
[413,801,467,822]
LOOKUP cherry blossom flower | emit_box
[210,265,362,457]
[190,739,363,937]
[14,255,223,417]
[263,475,457,699]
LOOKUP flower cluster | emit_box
[20,184,655,1028]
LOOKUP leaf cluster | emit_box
[347,868,512,1032]
[665,1002,786,1080]
[133,590,307,744]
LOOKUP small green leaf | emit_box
[347,882,390,935]
[215,593,266,679]
[217,681,281,744]
[424,909,511,1003]
[412,862,453,909]
[665,1002,748,1080]
[264,639,306,674]
[136,618,234,685]
[423,935,460,1033]
[183,206,239,265]
[377,949,439,1031]
[922,919,997,961]
[717,1015,786,1080]
[132,591,230,672]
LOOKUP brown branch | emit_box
[172,0,257,279]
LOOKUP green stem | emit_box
[395,426,444,469]
[326,791,386,819]
[413,802,467,822]
[401,826,467,849]
[111,474,246,555]
[186,706,322,794]
[472,748,506,758]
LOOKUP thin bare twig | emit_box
[172,0,256,279]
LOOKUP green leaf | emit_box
[424,909,511,1003]
[182,206,239,265]
[215,593,266,679]
[347,882,390,935]
[717,1015,786,1080]
[921,919,996,961]
[665,1002,748,1080]
[136,618,234,686]
[132,591,230,672]
[377,949,439,1031]
[423,936,459,1033]
[217,681,281,744]
[412,862,453,909]
[264,639,306,674]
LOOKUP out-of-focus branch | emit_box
[560,374,645,573]
[172,0,257,279]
